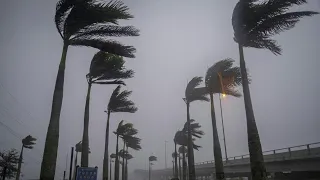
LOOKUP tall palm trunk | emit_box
[115,135,120,180]
[174,143,178,178]
[125,146,129,180]
[209,94,225,180]
[72,152,78,180]
[103,111,111,180]
[182,147,186,180]
[109,159,112,180]
[238,44,266,180]
[40,42,69,179]
[81,83,92,167]
[122,143,126,180]
[179,155,181,180]
[16,145,24,180]
[186,102,196,180]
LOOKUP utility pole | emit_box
[69,147,74,180]
[165,141,167,169]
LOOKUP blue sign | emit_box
[76,167,98,180]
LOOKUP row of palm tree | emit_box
[179,1,318,180]
[40,0,140,179]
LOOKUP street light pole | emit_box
[219,94,228,161]
[165,141,167,169]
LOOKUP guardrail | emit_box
[194,142,320,165]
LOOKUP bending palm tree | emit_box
[42,0,139,178]
[123,135,141,180]
[205,59,242,180]
[110,153,117,180]
[103,87,137,180]
[114,121,138,180]
[82,51,134,167]
[149,156,157,180]
[232,1,318,179]
[16,135,36,180]
[183,77,208,180]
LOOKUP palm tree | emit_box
[174,129,201,180]
[123,136,141,180]
[110,153,117,180]
[205,59,242,180]
[183,77,208,180]
[178,146,187,180]
[232,1,318,179]
[103,86,137,180]
[148,155,157,180]
[16,135,36,180]
[42,1,139,178]
[114,121,137,180]
[82,51,134,167]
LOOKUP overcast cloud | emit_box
[0,0,319,179]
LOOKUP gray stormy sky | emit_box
[0,0,320,179]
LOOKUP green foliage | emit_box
[174,130,202,150]
[232,0,318,54]
[87,51,134,85]
[183,119,204,139]
[118,150,133,160]
[22,135,37,149]
[0,149,19,179]
[110,153,117,159]
[205,58,242,97]
[55,0,139,57]
[108,86,138,113]
[185,77,209,103]
[124,136,142,151]
[75,141,90,153]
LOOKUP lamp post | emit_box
[218,72,228,161]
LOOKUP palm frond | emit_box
[70,37,136,58]
[87,51,134,83]
[125,136,141,151]
[110,153,117,159]
[185,77,209,103]
[55,0,74,38]
[233,0,318,54]
[149,155,157,162]
[205,59,242,96]
[22,135,37,149]
[108,86,137,113]
[178,146,187,154]
[185,77,203,97]
[64,0,133,37]
[72,25,139,40]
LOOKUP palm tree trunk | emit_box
[103,111,111,180]
[72,152,78,180]
[238,44,267,180]
[115,135,120,180]
[81,83,92,167]
[174,143,178,178]
[125,146,129,180]
[186,102,196,180]
[2,166,7,180]
[40,42,69,179]
[122,143,125,180]
[209,94,225,180]
[148,161,151,180]
[110,159,112,180]
[179,155,182,180]
[16,145,23,180]
[182,147,186,180]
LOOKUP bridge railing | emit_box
[194,142,320,165]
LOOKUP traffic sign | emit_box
[75,167,98,180]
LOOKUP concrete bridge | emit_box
[134,142,320,180]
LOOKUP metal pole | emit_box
[63,171,66,180]
[165,141,167,169]
[69,147,74,180]
[219,94,228,161]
